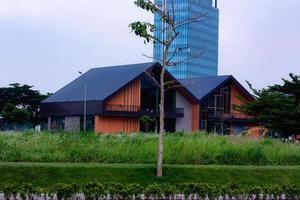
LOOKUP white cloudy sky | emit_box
[0,0,299,93]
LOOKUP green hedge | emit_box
[1,132,300,165]
[2,182,300,200]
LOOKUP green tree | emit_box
[0,83,49,126]
[140,115,156,132]
[130,0,205,177]
[240,74,300,137]
[271,73,300,111]
[2,103,31,124]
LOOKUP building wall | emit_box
[192,104,200,131]
[187,0,219,77]
[175,91,199,132]
[106,79,141,111]
[95,79,141,134]
[154,0,219,78]
[230,85,253,135]
[64,116,80,132]
[230,85,249,118]
[48,116,65,131]
[176,91,192,132]
[94,116,139,134]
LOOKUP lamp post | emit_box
[79,71,87,132]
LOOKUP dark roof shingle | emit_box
[181,75,233,100]
[43,62,157,103]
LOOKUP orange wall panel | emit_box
[95,79,141,134]
[94,116,140,134]
[106,79,141,111]
[231,85,242,107]
[231,85,249,118]
[192,104,200,132]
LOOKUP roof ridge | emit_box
[181,75,231,81]
[42,62,159,103]
[89,62,156,71]
[180,75,234,101]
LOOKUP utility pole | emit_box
[79,71,87,132]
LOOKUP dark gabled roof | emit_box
[180,75,231,100]
[43,62,158,103]
[180,75,254,101]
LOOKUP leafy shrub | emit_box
[3,185,18,200]
[159,183,176,198]
[82,182,106,200]
[54,183,76,200]
[206,184,222,199]
[105,182,124,199]
[18,183,38,200]
[180,183,198,196]
[282,184,300,199]
[263,184,284,196]
[1,182,300,199]
[195,184,209,198]
[144,183,163,198]
[248,185,263,200]
[225,183,244,198]
[120,183,143,200]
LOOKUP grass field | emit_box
[1,162,300,187]
[0,131,300,165]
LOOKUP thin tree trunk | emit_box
[157,70,165,177]
[157,45,169,177]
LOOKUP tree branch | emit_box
[167,48,179,64]
[144,69,160,88]
[142,54,163,62]
[165,79,199,91]
[175,13,207,29]
[163,80,177,86]
[168,51,205,67]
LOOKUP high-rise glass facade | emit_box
[154,0,219,78]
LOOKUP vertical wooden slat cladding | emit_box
[231,85,248,118]
[95,80,141,134]
[192,104,200,132]
[106,79,141,111]
[94,116,139,134]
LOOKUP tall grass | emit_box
[0,131,300,165]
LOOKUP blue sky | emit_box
[0,0,299,93]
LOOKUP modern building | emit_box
[154,0,219,78]
[181,75,255,135]
[40,62,255,135]
[40,63,200,133]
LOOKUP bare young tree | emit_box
[129,0,206,177]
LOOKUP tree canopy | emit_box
[240,74,300,137]
[0,83,49,126]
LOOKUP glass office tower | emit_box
[154,0,219,78]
